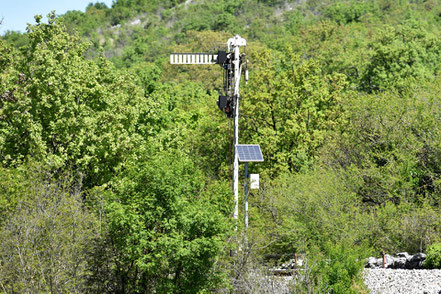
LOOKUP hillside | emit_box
[2,0,441,293]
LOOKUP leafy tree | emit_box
[371,201,441,253]
[0,165,26,224]
[242,46,348,174]
[362,20,441,92]
[105,149,231,293]
[1,30,29,48]
[322,82,441,206]
[323,0,379,24]
[252,168,367,254]
[61,3,109,36]
[129,62,162,94]
[291,20,371,89]
[0,13,146,187]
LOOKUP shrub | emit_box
[0,165,100,293]
[425,243,441,269]
[292,241,369,294]
[320,241,369,294]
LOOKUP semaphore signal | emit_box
[170,35,263,230]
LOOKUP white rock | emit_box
[364,269,441,294]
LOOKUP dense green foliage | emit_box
[0,14,145,187]
[242,47,347,174]
[3,0,441,292]
[425,242,441,269]
[105,150,230,293]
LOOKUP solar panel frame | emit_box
[236,144,264,162]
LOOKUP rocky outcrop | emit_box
[366,252,427,269]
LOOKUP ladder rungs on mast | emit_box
[170,53,218,64]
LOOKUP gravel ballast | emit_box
[363,269,441,294]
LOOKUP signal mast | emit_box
[170,35,261,228]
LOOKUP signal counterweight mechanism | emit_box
[216,47,248,118]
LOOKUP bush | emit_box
[292,241,369,294]
[320,241,369,293]
[0,165,100,293]
[425,243,441,269]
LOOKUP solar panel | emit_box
[236,144,264,162]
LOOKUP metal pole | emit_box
[233,102,239,223]
[244,162,249,229]
[231,36,243,225]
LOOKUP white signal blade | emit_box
[170,53,218,65]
